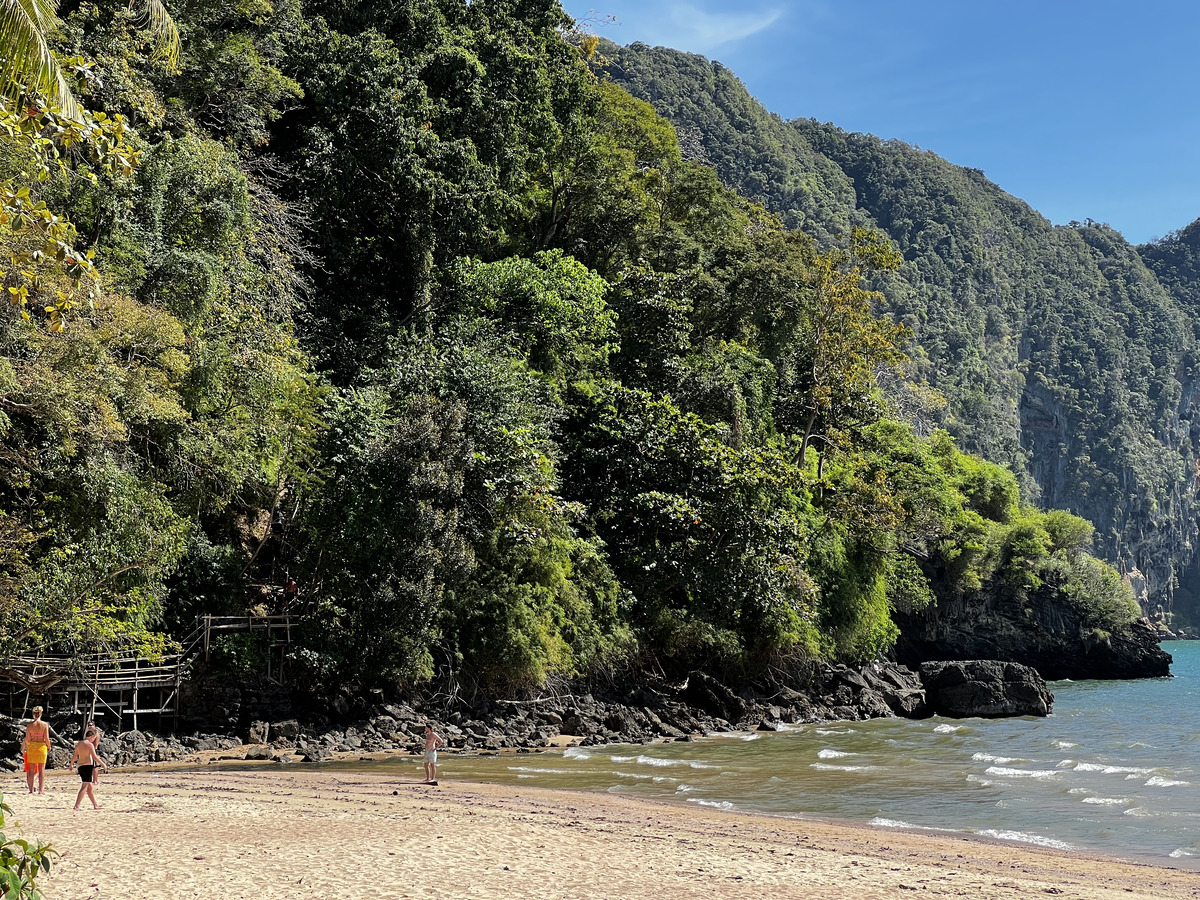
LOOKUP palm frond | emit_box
[0,0,79,118]
[13,0,53,32]
[129,0,180,70]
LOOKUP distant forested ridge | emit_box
[599,40,1200,620]
[0,1,1162,701]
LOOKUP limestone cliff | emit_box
[893,583,1171,681]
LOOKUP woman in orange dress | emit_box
[21,706,51,795]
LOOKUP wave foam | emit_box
[811,762,878,772]
[610,754,720,770]
[1123,806,1155,818]
[870,817,914,828]
[562,748,590,760]
[972,753,1021,764]
[1081,797,1127,806]
[687,798,734,811]
[706,731,759,741]
[507,766,574,775]
[1146,776,1191,787]
[1073,763,1153,776]
[818,748,851,759]
[985,766,1059,779]
[933,724,961,734]
[976,829,1076,850]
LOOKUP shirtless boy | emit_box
[69,726,108,810]
[422,724,444,783]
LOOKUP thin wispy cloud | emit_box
[635,2,785,54]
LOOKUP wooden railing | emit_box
[198,614,295,661]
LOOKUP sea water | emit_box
[365,641,1200,867]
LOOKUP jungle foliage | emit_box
[0,0,1146,696]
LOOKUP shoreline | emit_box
[29,734,1200,875]
[11,768,1200,899]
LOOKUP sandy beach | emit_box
[7,766,1199,899]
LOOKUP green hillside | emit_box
[600,41,1200,620]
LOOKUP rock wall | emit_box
[894,583,1171,680]
[179,670,294,732]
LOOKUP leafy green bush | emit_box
[1060,553,1142,630]
[210,632,269,675]
[0,794,53,900]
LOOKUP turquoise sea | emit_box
[360,641,1200,867]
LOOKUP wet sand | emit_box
[9,768,1200,899]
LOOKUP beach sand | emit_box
[9,767,1200,899]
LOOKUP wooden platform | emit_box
[0,614,297,730]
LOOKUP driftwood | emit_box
[0,666,70,695]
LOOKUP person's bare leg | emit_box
[74,783,86,810]
[86,784,100,809]
[25,768,33,794]
[36,765,45,795]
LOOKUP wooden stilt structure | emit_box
[0,615,296,730]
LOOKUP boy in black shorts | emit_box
[69,725,108,810]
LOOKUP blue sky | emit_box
[562,1,1200,244]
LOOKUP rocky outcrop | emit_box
[894,584,1172,681]
[919,660,1053,718]
[683,672,745,724]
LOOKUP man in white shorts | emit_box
[422,724,444,783]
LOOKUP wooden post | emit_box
[204,616,211,662]
[131,657,139,732]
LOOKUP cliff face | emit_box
[893,584,1171,681]
[599,41,1200,619]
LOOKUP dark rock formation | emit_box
[894,584,1172,681]
[859,661,929,718]
[920,660,1053,718]
[683,672,746,723]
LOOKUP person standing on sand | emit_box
[69,725,107,810]
[21,707,51,795]
[423,724,444,783]
[87,724,104,785]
